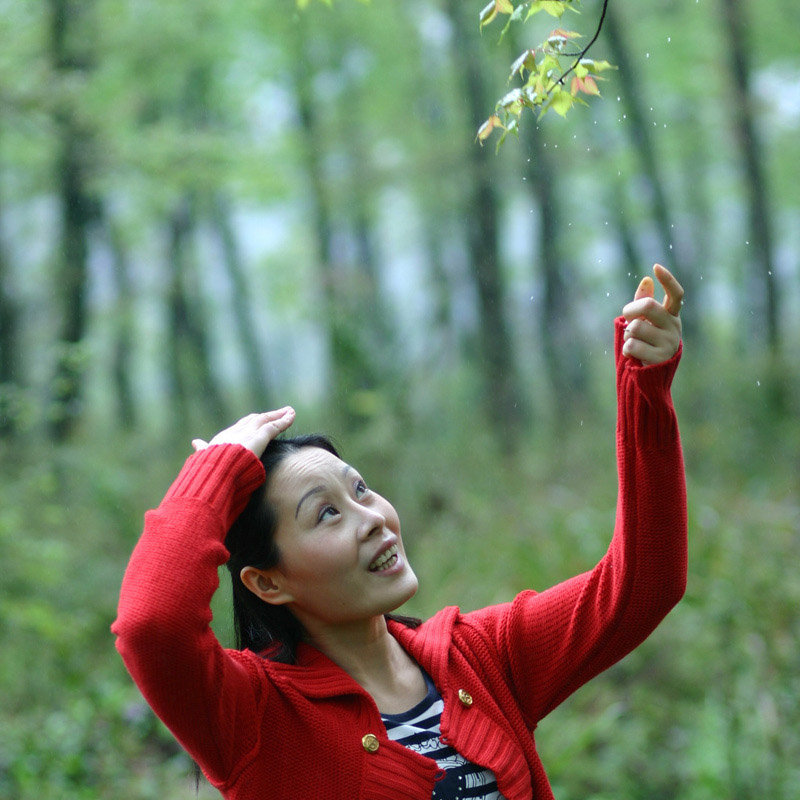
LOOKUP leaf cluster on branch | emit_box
[477,0,614,149]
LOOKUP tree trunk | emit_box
[0,147,21,438]
[445,0,525,445]
[289,18,370,421]
[520,93,587,424]
[102,208,136,429]
[165,196,226,432]
[719,0,779,353]
[601,5,695,332]
[48,0,95,441]
[209,193,271,409]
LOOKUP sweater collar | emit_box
[260,606,460,700]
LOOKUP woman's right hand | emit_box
[191,407,295,459]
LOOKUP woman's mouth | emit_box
[369,544,399,572]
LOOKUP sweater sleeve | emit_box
[111,444,269,784]
[463,317,687,726]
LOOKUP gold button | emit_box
[362,733,380,753]
[458,689,473,707]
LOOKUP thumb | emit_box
[634,275,655,302]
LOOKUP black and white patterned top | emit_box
[381,671,507,800]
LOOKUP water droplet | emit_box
[646,52,650,58]
[580,420,584,426]
[667,36,671,42]
[757,380,761,387]
[768,270,772,275]
[745,240,749,244]
[617,96,621,101]
[669,244,673,250]
[606,292,610,297]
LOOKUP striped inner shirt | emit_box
[381,671,507,800]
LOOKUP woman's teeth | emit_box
[369,544,398,572]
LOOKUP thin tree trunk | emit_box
[602,5,695,331]
[48,0,95,441]
[445,0,525,445]
[102,208,136,429]
[719,0,779,353]
[209,193,271,409]
[165,196,226,431]
[289,18,360,416]
[521,102,587,423]
[0,143,20,438]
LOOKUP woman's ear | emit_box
[240,566,294,606]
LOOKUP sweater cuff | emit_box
[614,316,682,449]
[162,444,266,529]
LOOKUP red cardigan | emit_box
[112,318,687,800]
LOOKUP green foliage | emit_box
[477,0,616,148]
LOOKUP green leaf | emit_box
[509,49,537,80]
[480,1,499,28]
[498,88,525,117]
[540,1,567,19]
[580,58,616,74]
[548,88,574,117]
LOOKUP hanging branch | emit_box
[477,0,615,150]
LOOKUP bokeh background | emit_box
[1,0,798,797]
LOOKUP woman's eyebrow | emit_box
[295,486,324,518]
[295,465,354,518]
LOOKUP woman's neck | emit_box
[302,614,426,713]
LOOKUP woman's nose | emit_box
[358,506,385,539]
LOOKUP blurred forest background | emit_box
[1,0,798,797]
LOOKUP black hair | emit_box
[224,434,420,664]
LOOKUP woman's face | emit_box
[264,447,418,630]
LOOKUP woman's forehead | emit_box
[272,447,350,491]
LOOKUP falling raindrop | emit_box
[646,52,650,58]
[606,292,610,297]
[667,36,671,42]
[757,380,761,387]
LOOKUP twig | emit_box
[557,0,610,87]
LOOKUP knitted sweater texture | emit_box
[112,318,687,800]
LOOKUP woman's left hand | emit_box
[622,264,683,366]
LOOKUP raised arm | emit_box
[464,266,687,726]
[112,408,295,783]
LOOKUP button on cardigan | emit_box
[112,318,687,799]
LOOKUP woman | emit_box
[113,265,686,800]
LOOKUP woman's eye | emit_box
[354,479,368,498]
[318,505,338,523]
